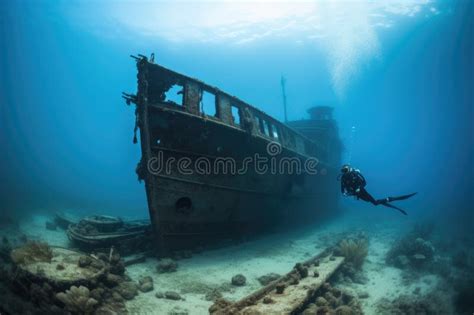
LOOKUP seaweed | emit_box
[336,238,368,269]
[10,241,53,265]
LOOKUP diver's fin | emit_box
[382,202,408,215]
[387,192,417,202]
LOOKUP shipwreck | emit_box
[123,54,342,251]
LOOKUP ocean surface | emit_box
[0,1,473,314]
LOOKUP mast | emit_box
[281,76,288,123]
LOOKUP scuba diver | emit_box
[339,164,416,215]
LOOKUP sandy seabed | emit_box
[2,209,444,315]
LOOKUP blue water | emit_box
[0,1,473,314]
[1,1,472,222]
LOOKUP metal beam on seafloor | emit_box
[213,250,345,315]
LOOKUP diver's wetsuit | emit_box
[341,169,416,215]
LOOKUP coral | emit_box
[275,283,285,294]
[231,274,246,286]
[300,284,362,315]
[78,255,92,267]
[294,263,309,278]
[10,241,53,265]
[315,297,328,306]
[376,293,449,315]
[115,281,138,300]
[105,273,123,287]
[336,238,368,269]
[335,305,354,315]
[90,287,105,301]
[386,236,435,269]
[56,285,98,314]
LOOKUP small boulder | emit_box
[257,273,281,286]
[231,274,246,286]
[116,282,138,300]
[263,297,274,304]
[157,258,178,273]
[138,276,154,293]
[164,291,183,301]
[139,281,154,293]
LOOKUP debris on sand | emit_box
[157,258,178,273]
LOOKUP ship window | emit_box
[272,124,279,139]
[231,105,241,125]
[201,90,217,117]
[262,120,270,137]
[255,116,264,134]
[164,84,184,106]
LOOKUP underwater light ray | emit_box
[68,0,438,97]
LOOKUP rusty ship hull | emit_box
[125,55,342,250]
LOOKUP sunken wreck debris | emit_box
[67,215,152,254]
[123,54,343,251]
[208,242,362,315]
[0,242,140,314]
